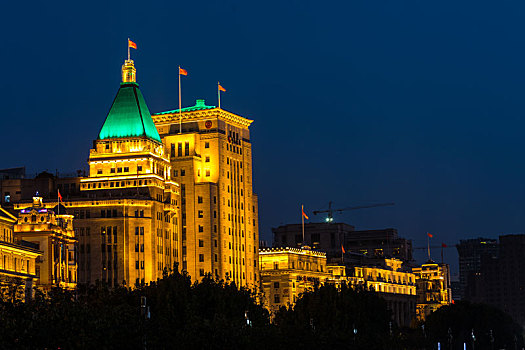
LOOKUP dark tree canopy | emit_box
[273,283,392,350]
[0,273,522,350]
[423,301,524,350]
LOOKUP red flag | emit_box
[128,39,137,50]
[218,83,226,92]
[442,243,447,248]
[301,205,309,220]
[341,244,345,254]
[427,233,433,238]
[179,67,188,76]
[58,190,63,202]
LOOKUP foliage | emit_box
[422,301,524,350]
[0,272,523,350]
[273,283,392,350]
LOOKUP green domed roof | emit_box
[98,82,161,143]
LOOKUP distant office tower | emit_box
[456,237,498,300]
[474,234,525,326]
[345,228,413,262]
[151,98,259,288]
[272,223,412,262]
[412,261,452,321]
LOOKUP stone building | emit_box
[14,197,75,290]
[0,206,40,298]
[412,261,452,321]
[152,97,259,288]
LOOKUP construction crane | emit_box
[312,201,395,222]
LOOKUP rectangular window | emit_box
[138,166,143,172]
[205,142,209,148]
[198,210,203,218]
[199,239,204,247]
[199,269,205,276]
[205,156,210,162]
[199,254,204,262]
[274,295,280,303]
[198,196,203,204]
[178,143,182,157]
[181,169,185,176]
[198,226,204,233]
[274,282,280,289]
[110,168,115,173]
[184,142,189,156]
[171,143,175,156]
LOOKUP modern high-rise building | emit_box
[151,98,259,288]
[456,237,498,300]
[473,234,525,327]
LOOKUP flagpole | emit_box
[127,38,130,61]
[427,234,430,261]
[301,205,305,247]
[178,66,182,134]
[218,82,221,109]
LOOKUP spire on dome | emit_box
[97,58,161,143]
[122,59,136,83]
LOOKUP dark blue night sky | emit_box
[3,0,525,275]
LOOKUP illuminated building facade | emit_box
[14,197,76,290]
[412,261,452,321]
[151,99,259,288]
[347,258,417,327]
[259,247,331,314]
[13,60,181,288]
[75,59,180,287]
[0,206,40,298]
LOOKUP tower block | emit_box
[72,60,181,287]
[152,100,259,288]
